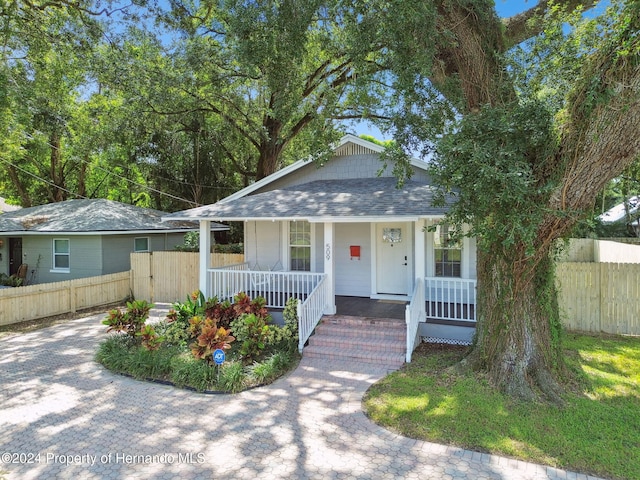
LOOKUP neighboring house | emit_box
[165,134,478,354]
[0,199,228,284]
[598,196,640,236]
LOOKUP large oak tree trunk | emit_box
[432,0,640,400]
[466,247,564,402]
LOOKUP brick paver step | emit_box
[315,322,406,340]
[308,334,406,353]
[303,345,405,369]
[305,314,407,369]
[320,315,405,328]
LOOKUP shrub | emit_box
[230,313,275,362]
[102,299,154,337]
[282,297,299,340]
[159,319,191,348]
[190,318,235,362]
[214,243,243,254]
[0,273,23,287]
[232,292,269,319]
[169,291,207,322]
[137,324,164,351]
[203,299,235,330]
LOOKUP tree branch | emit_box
[502,0,597,48]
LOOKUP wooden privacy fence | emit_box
[131,251,244,303]
[0,271,130,327]
[556,262,640,335]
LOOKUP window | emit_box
[289,221,311,271]
[53,239,70,271]
[134,237,150,252]
[434,224,461,277]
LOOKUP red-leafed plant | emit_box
[190,318,235,362]
[102,300,154,337]
[188,315,206,338]
[137,324,164,351]
[204,300,236,330]
[232,292,269,319]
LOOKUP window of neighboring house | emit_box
[289,221,311,271]
[434,224,461,277]
[134,237,150,252]
[53,239,70,272]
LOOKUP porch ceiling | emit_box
[165,178,453,222]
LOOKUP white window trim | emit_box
[286,220,315,272]
[433,224,462,278]
[134,236,150,252]
[51,238,70,273]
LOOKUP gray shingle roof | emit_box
[0,199,228,233]
[166,178,453,221]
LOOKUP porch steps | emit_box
[303,315,406,369]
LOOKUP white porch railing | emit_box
[208,264,326,309]
[297,275,329,353]
[405,278,426,363]
[424,277,477,322]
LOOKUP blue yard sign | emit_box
[213,349,226,365]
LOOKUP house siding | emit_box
[255,154,431,193]
[9,232,188,284]
[335,223,371,296]
[24,235,103,284]
[244,221,284,270]
[101,233,186,275]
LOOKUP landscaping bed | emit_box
[96,292,300,393]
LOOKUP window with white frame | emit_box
[134,237,150,252]
[434,224,461,277]
[53,239,70,271]
[289,221,311,271]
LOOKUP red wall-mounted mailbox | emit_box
[350,245,361,260]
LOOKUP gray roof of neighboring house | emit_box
[165,178,454,222]
[0,199,229,234]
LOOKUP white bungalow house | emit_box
[165,135,477,361]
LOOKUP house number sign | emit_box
[325,243,331,260]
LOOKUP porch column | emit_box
[324,221,337,314]
[199,220,211,297]
[415,219,426,282]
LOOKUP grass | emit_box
[362,334,640,480]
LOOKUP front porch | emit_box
[207,264,476,363]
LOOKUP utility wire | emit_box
[9,133,200,206]
[0,156,88,200]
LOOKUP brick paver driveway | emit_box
[0,311,603,480]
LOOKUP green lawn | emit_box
[362,334,640,480]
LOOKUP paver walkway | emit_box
[0,309,604,480]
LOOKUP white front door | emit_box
[376,223,409,295]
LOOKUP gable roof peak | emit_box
[221,134,403,204]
